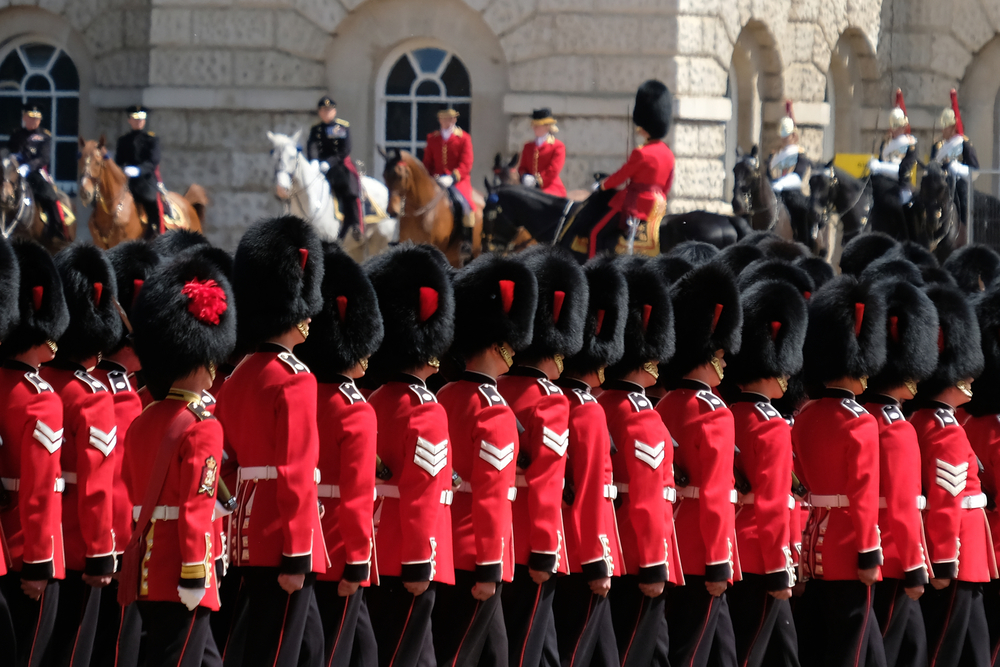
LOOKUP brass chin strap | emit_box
[428,357,441,369]
[497,345,514,369]
[296,321,310,340]
[642,361,659,381]
[776,377,788,394]
[553,354,564,374]
[597,367,606,385]
[859,376,868,392]
[904,379,918,398]
[360,358,369,371]
[45,339,58,354]
[208,362,217,383]
[710,356,724,381]
[957,380,973,399]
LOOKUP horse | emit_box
[492,151,592,201]
[911,161,962,260]
[808,162,873,266]
[77,136,206,249]
[380,148,483,267]
[267,131,396,263]
[732,146,802,246]
[1,153,76,253]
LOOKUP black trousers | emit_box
[314,582,378,667]
[0,573,55,667]
[325,171,362,236]
[432,571,507,667]
[135,602,214,667]
[873,578,927,667]
[126,174,163,234]
[667,575,738,667]
[365,577,436,667]
[728,574,800,667]
[922,580,991,667]
[216,565,250,667]
[501,565,559,667]
[554,574,618,667]
[794,579,886,667]
[983,579,1000,667]
[41,572,102,667]
[608,576,667,667]
[238,568,324,667]
[89,578,142,667]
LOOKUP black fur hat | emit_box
[839,232,899,276]
[726,279,807,385]
[794,256,835,290]
[233,215,324,350]
[516,245,587,360]
[54,244,122,362]
[152,229,233,278]
[899,241,939,270]
[738,231,782,248]
[364,243,455,376]
[666,241,719,267]
[105,240,160,353]
[633,80,673,140]
[564,255,628,375]
[943,245,1000,294]
[865,279,939,394]
[450,253,537,359]
[922,267,958,288]
[296,242,384,377]
[860,255,924,286]
[3,240,69,356]
[738,259,815,300]
[968,284,1000,416]
[665,262,742,378]
[918,283,984,398]
[605,255,674,380]
[802,275,887,387]
[651,254,694,285]
[757,237,810,262]
[0,235,19,342]
[132,251,237,400]
[714,243,765,277]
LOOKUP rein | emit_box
[395,162,448,220]
[275,150,332,221]
[0,170,32,238]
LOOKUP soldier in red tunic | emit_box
[725,276,807,667]
[424,108,477,233]
[434,253,538,667]
[598,255,679,667]
[214,215,327,667]
[517,109,566,197]
[0,238,67,665]
[41,244,123,667]
[362,244,456,667]
[911,283,995,667]
[121,246,237,666]
[295,242,384,667]
[793,275,887,667]
[497,246,587,667]
[657,262,744,667]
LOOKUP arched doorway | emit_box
[827,29,879,157]
[960,36,1000,196]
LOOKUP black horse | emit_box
[912,162,961,260]
[732,146,806,246]
[808,162,873,263]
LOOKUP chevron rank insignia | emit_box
[840,398,867,418]
[414,437,448,476]
[409,384,437,404]
[935,459,968,497]
[74,370,108,393]
[572,388,597,405]
[478,384,507,407]
[107,370,132,394]
[277,352,310,374]
[635,440,665,469]
[696,390,725,411]
[339,382,366,405]
[934,408,958,428]
[479,440,515,471]
[89,425,117,457]
[755,402,780,421]
[23,371,53,393]
[33,421,63,453]
[542,426,569,456]
[628,392,653,412]
[882,405,906,425]
[537,378,562,396]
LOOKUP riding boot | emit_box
[158,183,174,218]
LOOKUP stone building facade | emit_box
[1,0,999,248]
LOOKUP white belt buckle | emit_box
[54,478,65,493]
[440,490,454,506]
[664,487,676,503]
[508,487,517,502]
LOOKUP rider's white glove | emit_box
[123,165,140,178]
[319,161,330,175]
[948,161,970,178]
[177,585,205,611]
[521,174,537,188]
[591,180,602,192]
[436,174,454,188]
[17,164,29,178]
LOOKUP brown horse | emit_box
[381,149,482,267]
[77,136,208,249]
[1,154,76,253]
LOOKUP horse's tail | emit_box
[184,184,210,223]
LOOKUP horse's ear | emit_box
[266,131,277,144]
[825,158,834,169]
[290,129,302,145]
[493,153,502,168]
[736,146,743,158]
[508,153,519,169]
[750,145,758,158]
[78,136,86,149]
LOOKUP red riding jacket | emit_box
[424,127,476,211]
[965,413,1000,564]
[601,140,675,222]
[518,136,566,197]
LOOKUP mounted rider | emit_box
[931,89,979,228]
[517,108,567,197]
[6,103,68,237]
[115,105,171,235]
[768,100,811,193]
[870,90,918,203]
[423,107,476,246]
[307,96,364,236]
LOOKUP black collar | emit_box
[44,358,86,372]
[507,365,548,379]
[861,394,898,406]
[314,370,352,385]
[555,377,591,392]
[920,400,954,413]
[462,371,496,385]
[675,379,711,392]
[603,379,644,393]
[97,358,127,373]
[820,387,855,400]
[259,343,289,355]
[2,359,36,372]
[731,392,770,404]
[390,372,425,386]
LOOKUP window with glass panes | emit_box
[0,43,80,193]
[383,48,470,161]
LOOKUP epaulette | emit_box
[200,390,216,406]
[147,131,156,137]
[755,402,780,421]
[696,390,725,411]
[334,118,350,127]
[881,404,905,425]
[409,383,437,404]
[74,369,108,393]
[840,398,867,418]
[187,400,214,421]
[537,378,562,396]
[23,371,53,393]
[42,129,51,136]
[339,381,366,405]
[453,127,463,137]
[934,408,958,428]
[572,388,597,405]
[628,391,653,412]
[478,384,507,407]
[107,370,132,394]
[276,351,310,374]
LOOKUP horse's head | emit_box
[481,183,520,253]
[1,154,19,211]
[918,161,956,243]
[267,130,302,200]
[732,145,760,216]
[379,148,410,218]
[492,152,520,187]
[77,135,111,207]
[807,160,838,252]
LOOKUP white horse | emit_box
[267,130,397,262]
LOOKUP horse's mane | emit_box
[386,150,432,179]
[497,184,565,207]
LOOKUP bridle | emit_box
[734,156,779,229]
[389,160,447,221]
[80,148,128,217]
[272,145,331,221]
[812,166,872,239]
[0,158,31,238]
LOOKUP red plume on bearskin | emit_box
[182,278,227,325]
[4,239,69,356]
[726,279,806,386]
[498,280,515,315]
[895,88,907,115]
[419,287,438,323]
[32,286,44,312]
[864,277,938,395]
[919,283,983,398]
[516,245,587,360]
[951,89,964,135]
[106,240,161,353]
[53,244,122,361]
[564,256,628,376]
[605,255,674,380]
[336,295,348,321]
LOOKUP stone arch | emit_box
[960,36,1000,196]
[827,28,879,155]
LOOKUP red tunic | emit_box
[497,368,571,574]
[367,375,454,585]
[124,394,222,609]
[731,395,795,590]
[792,389,882,581]
[423,127,476,211]
[0,361,65,580]
[315,378,377,584]
[601,140,675,222]
[965,413,1000,562]
[95,360,142,556]
[40,363,119,575]
[215,345,326,574]
[912,403,997,582]
[601,381,681,585]
[517,136,566,197]
[657,380,739,582]
[438,373,518,582]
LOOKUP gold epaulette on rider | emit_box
[335,118,349,127]
[147,131,156,137]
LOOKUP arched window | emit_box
[0,43,80,193]
[379,47,471,162]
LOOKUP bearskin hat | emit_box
[860,255,924,286]
[802,275,887,388]
[132,251,237,401]
[233,216,323,350]
[943,245,1000,294]
[3,240,69,356]
[105,241,160,353]
[153,229,233,278]
[364,243,454,376]
[839,232,899,276]
[757,237,810,262]
[665,241,719,267]
[794,256,835,290]
[968,284,1000,416]
[918,283,984,398]
[516,245,587,360]
[651,254,694,286]
[738,231,782,248]
[714,243,765,277]
[564,255,628,376]
[0,235,20,342]
[664,262,742,378]
[738,259,815,301]
[633,80,673,140]
[922,267,958,288]
[726,279,807,385]
[865,279,939,394]
[53,244,122,362]
[450,252,537,359]
[899,241,939,270]
[605,255,674,380]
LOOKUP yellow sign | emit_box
[833,154,876,179]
